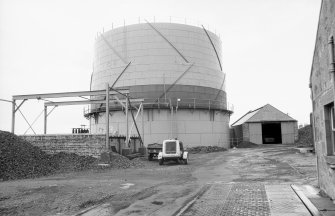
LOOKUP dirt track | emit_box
[0,145,317,216]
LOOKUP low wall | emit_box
[20,134,141,158]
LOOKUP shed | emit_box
[231,104,298,144]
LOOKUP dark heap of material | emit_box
[295,125,314,147]
[0,131,147,181]
[0,131,97,181]
[187,146,227,154]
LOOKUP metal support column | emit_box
[44,106,47,134]
[106,83,110,150]
[125,93,129,147]
[11,99,16,133]
[141,103,144,147]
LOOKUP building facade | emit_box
[310,0,335,200]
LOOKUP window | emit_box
[331,106,335,154]
[325,103,335,155]
[331,107,335,131]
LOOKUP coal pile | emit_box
[106,152,145,169]
[295,125,313,147]
[0,131,97,181]
[187,146,227,154]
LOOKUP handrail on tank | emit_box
[95,16,221,40]
[83,97,234,118]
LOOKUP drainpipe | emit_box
[329,36,335,87]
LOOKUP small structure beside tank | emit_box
[231,104,298,145]
[147,143,162,161]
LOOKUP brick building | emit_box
[310,0,335,200]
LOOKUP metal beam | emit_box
[13,89,129,100]
[100,33,127,64]
[43,106,57,134]
[113,96,126,109]
[14,99,27,113]
[111,61,132,88]
[158,63,194,100]
[24,108,45,135]
[44,106,47,134]
[106,83,110,150]
[125,94,129,147]
[0,98,13,103]
[128,97,143,146]
[202,25,222,71]
[145,20,189,63]
[11,100,15,133]
[17,109,36,134]
[141,103,144,146]
[215,73,226,100]
[129,103,142,140]
[44,98,143,106]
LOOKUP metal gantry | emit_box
[10,86,144,150]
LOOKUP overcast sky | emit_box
[0,0,321,134]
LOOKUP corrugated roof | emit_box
[231,104,296,127]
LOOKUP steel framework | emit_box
[11,87,144,150]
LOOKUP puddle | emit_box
[120,183,135,189]
[152,201,163,205]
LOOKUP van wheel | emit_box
[159,159,163,165]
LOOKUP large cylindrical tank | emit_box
[89,22,231,148]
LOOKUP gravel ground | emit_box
[0,144,317,216]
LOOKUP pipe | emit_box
[11,99,15,133]
[126,93,129,147]
[141,103,144,146]
[106,83,110,150]
[44,106,47,134]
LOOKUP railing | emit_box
[83,97,234,117]
[95,16,221,39]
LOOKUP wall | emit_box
[248,123,262,144]
[236,121,297,144]
[310,0,335,200]
[20,134,141,158]
[91,23,226,102]
[281,122,298,144]
[90,109,231,148]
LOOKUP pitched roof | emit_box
[231,104,296,126]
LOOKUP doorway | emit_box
[261,123,282,144]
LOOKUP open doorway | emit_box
[261,122,282,144]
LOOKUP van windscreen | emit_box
[165,141,177,154]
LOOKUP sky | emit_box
[0,0,321,134]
